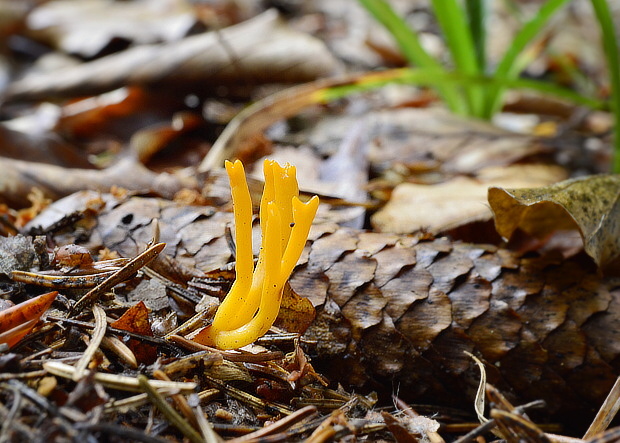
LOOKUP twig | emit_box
[0,370,47,382]
[11,270,115,289]
[43,361,196,393]
[73,304,107,380]
[47,315,182,352]
[104,389,195,413]
[152,370,197,428]
[204,375,293,416]
[168,334,283,362]
[74,423,169,443]
[5,380,76,438]
[70,242,165,315]
[194,404,223,443]
[584,376,620,439]
[138,375,203,443]
[452,400,546,443]
[229,405,318,443]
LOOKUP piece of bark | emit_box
[5,9,340,102]
[25,195,620,433]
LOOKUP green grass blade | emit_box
[466,0,488,73]
[590,0,620,173]
[484,0,571,117]
[357,0,439,68]
[431,0,485,117]
[357,0,467,114]
[318,68,605,112]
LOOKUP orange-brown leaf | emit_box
[110,301,156,364]
[0,291,58,348]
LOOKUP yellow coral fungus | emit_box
[193,159,319,350]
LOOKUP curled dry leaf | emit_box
[26,0,198,57]
[488,174,620,268]
[372,164,567,234]
[199,78,543,174]
[0,291,58,348]
[0,157,195,208]
[6,9,340,102]
[0,120,90,168]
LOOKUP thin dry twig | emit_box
[194,404,223,443]
[203,375,293,416]
[44,361,197,393]
[168,334,283,362]
[152,369,197,428]
[48,315,182,352]
[229,405,318,442]
[584,377,620,439]
[70,242,165,315]
[73,304,107,380]
[11,270,115,288]
[453,400,546,443]
[138,375,203,443]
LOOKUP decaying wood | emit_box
[25,194,620,432]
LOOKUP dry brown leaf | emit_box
[370,108,549,176]
[6,9,340,102]
[0,291,58,348]
[488,174,620,268]
[129,111,204,164]
[26,0,198,57]
[372,164,567,234]
[0,157,196,208]
[110,300,157,365]
[199,81,544,176]
[0,117,90,168]
[274,283,316,335]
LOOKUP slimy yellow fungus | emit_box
[194,159,319,350]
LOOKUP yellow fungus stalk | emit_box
[193,159,319,350]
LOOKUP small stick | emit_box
[194,404,223,443]
[452,400,546,443]
[70,242,165,315]
[44,361,196,393]
[152,369,198,428]
[0,370,47,382]
[168,334,283,362]
[229,406,318,442]
[48,315,182,351]
[11,270,115,288]
[138,375,203,443]
[584,376,620,439]
[73,304,107,380]
[204,375,293,416]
